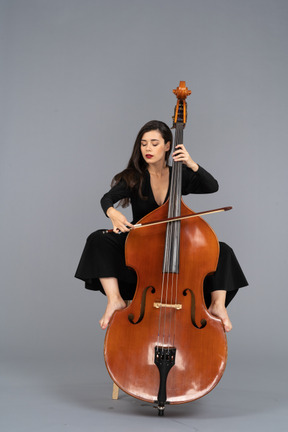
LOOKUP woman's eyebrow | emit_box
[141,139,160,143]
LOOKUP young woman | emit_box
[75,120,248,331]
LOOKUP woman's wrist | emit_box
[187,159,199,172]
[106,207,115,217]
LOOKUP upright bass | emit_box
[104,81,228,415]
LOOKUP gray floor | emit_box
[1,353,287,432]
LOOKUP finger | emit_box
[118,223,133,233]
[173,154,187,161]
[173,149,188,156]
[120,220,134,229]
[173,151,185,158]
[124,223,135,232]
[121,226,131,233]
[126,222,134,229]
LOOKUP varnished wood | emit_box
[105,200,227,404]
[173,81,191,100]
[111,300,131,400]
[112,382,119,400]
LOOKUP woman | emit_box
[75,120,248,331]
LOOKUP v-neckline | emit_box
[147,167,171,207]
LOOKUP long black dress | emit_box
[75,165,248,306]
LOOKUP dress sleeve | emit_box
[100,180,132,216]
[181,164,219,194]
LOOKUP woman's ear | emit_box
[165,141,171,152]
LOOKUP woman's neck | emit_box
[147,162,168,178]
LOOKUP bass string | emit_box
[168,125,183,349]
[157,221,172,348]
[158,225,177,349]
[157,139,175,348]
[157,124,183,350]
[165,224,178,349]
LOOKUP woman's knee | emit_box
[219,242,234,260]
[219,241,232,252]
[86,229,105,244]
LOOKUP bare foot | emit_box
[99,298,126,330]
[208,303,232,332]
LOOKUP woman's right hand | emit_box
[106,207,134,233]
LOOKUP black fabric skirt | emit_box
[75,230,248,307]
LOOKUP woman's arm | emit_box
[100,180,133,232]
[182,164,219,194]
[172,144,219,194]
[100,180,130,215]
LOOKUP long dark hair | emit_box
[112,120,173,207]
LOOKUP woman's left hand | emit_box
[172,144,199,172]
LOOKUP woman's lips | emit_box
[146,154,153,159]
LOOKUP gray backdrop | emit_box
[1,0,288,430]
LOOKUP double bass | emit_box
[104,81,228,415]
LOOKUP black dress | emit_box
[75,165,248,307]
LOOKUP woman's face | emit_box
[140,130,170,166]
